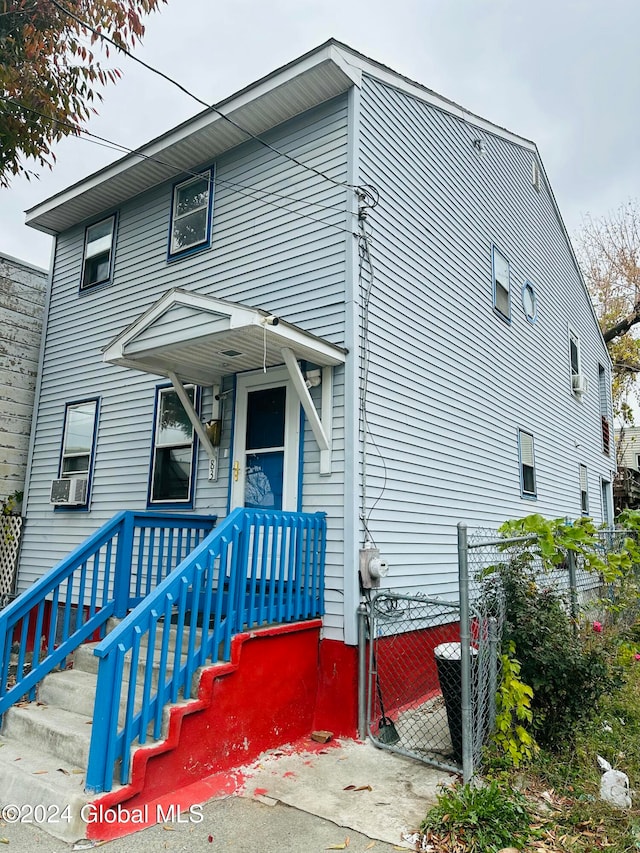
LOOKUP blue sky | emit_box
[2,0,639,270]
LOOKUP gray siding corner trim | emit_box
[342,84,362,646]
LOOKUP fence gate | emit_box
[366,586,501,780]
[366,591,463,774]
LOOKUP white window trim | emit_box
[518,429,536,498]
[568,326,584,396]
[149,384,199,505]
[81,214,116,289]
[579,464,589,515]
[492,244,511,320]
[169,170,213,257]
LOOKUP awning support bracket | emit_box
[167,371,218,462]
[280,347,332,475]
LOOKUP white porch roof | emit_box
[103,288,347,385]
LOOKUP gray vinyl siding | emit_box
[0,255,48,503]
[358,75,614,599]
[19,95,350,639]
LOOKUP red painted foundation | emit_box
[89,620,325,840]
[373,621,461,716]
[85,617,460,841]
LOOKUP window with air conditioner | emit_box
[52,399,99,508]
[149,384,199,506]
[518,429,536,498]
[492,244,510,320]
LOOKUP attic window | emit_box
[169,169,214,258]
[82,215,116,289]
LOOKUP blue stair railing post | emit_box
[85,648,119,793]
[232,511,251,633]
[113,512,135,618]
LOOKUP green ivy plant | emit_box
[491,643,538,767]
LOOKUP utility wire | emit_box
[357,202,388,543]
[0,94,359,237]
[48,0,370,195]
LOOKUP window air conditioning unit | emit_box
[572,374,588,395]
[50,477,88,506]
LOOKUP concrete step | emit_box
[37,667,195,734]
[0,734,94,842]
[2,703,93,768]
[38,668,98,718]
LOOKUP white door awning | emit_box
[103,288,346,384]
[103,289,347,474]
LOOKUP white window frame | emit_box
[169,169,213,257]
[81,215,116,289]
[579,464,589,515]
[149,384,199,506]
[518,430,536,498]
[492,245,510,320]
[57,399,99,507]
[569,326,583,394]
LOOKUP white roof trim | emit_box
[25,40,537,235]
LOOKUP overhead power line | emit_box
[0,94,359,237]
[48,0,370,196]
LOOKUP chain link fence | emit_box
[363,524,631,782]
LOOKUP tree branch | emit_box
[603,300,640,342]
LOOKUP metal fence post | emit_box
[488,616,498,734]
[357,601,368,740]
[458,522,473,784]
[567,549,578,628]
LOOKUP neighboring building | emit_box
[614,426,640,511]
[0,252,48,605]
[0,41,615,834]
[0,252,48,505]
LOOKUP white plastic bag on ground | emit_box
[597,755,632,809]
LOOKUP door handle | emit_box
[233,461,240,482]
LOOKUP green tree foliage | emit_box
[576,201,640,422]
[0,0,166,186]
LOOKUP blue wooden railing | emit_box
[0,512,217,721]
[85,508,326,794]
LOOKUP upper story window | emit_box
[169,169,214,258]
[52,398,99,508]
[82,215,116,289]
[569,327,587,396]
[518,429,536,499]
[492,245,510,320]
[149,384,199,506]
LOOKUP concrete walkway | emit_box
[0,739,453,852]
